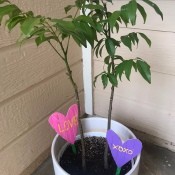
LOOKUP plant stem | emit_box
[47,37,86,170]
[105,57,115,170]
[72,144,77,154]
[116,167,121,175]
[48,41,65,60]
[64,57,86,170]
[102,0,116,169]
[47,9,86,171]
[104,85,115,169]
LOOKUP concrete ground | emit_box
[32,141,175,175]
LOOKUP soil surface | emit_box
[60,137,132,175]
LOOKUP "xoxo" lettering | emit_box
[58,116,78,133]
[113,144,133,155]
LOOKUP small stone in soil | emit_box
[60,137,132,175]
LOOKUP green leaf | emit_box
[114,22,119,33]
[121,36,132,51]
[132,61,137,72]
[105,38,116,56]
[94,38,104,57]
[99,44,104,57]
[54,20,88,47]
[72,34,87,48]
[7,16,25,31]
[142,0,163,20]
[35,35,57,46]
[62,15,72,19]
[0,0,8,4]
[0,5,17,16]
[106,0,113,3]
[117,16,122,24]
[64,5,75,14]
[104,56,110,64]
[120,5,129,26]
[75,0,84,8]
[0,5,19,22]
[84,4,104,10]
[108,74,117,86]
[108,11,120,30]
[35,36,45,46]
[129,33,135,45]
[115,63,125,81]
[101,74,108,89]
[93,22,103,32]
[124,60,133,80]
[26,11,34,17]
[91,10,104,21]
[75,21,96,47]
[29,27,46,37]
[137,3,147,23]
[75,15,94,24]
[111,38,120,47]
[137,60,151,83]
[127,0,137,25]
[61,33,68,40]
[54,19,75,32]
[139,33,151,47]
[72,35,81,47]
[93,72,104,87]
[21,17,41,36]
[129,32,139,46]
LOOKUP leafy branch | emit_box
[81,0,163,169]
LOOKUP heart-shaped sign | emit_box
[48,104,78,144]
[107,130,142,168]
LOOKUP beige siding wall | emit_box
[94,1,175,150]
[0,1,84,175]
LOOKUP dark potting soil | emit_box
[60,137,132,175]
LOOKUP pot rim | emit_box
[51,117,141,175]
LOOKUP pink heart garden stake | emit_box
[106,130,142,175]
[48,104,78,144]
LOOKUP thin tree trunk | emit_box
[65,60,86,170]
[102,1,116,168]
[104,85,115,169]
[48,38,86,170]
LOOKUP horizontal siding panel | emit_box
[0,119,54,175]
[0,92,84,175]
[0,0,76,48]
[0,40,81,103]
[94,90,175,144]
[108,0,175,32]
[12,0,73,17]
[0,62,83,151]
[0,27,19,49]
[94,28,175,76]
[94,61,175,112]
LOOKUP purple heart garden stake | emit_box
[48,104,79,154]
[107,130,142,175]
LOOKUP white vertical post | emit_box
[82,44,93,115]
[81,7,94,115]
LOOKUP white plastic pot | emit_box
[51,116,141,175]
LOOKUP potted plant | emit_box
[0,0,163,175]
